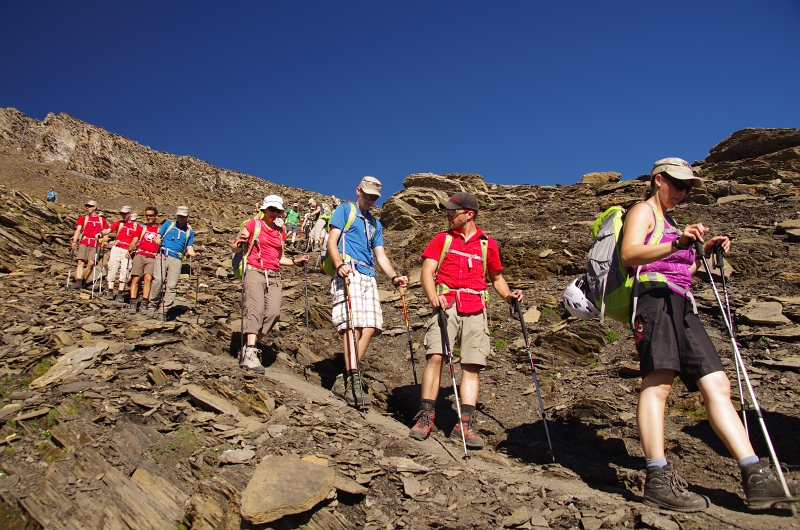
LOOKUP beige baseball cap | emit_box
[651,158,704,187]
[119,205,132,214]
[359,176,382,197]
[85,200,97,207]
[176,206,190,217]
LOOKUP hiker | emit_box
[148,206,200,320]
[328,177,408,405]
[620,158,800,511]
[69,200,109,290]
[127,206,160,313]
[308,198,325,251]
[300,207,313,250]
[284,203,301,248]
[232,195,309,373]
[409,192,523,449]
[100,206,138,302]
[46,187,57,202]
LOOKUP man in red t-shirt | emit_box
[409,192,523,449]
[70,200,109,290]
[126,206,160,313]
[100,206,139,302]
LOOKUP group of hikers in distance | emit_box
[63,160,799,513]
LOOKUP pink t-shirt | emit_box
[244,219,282,271]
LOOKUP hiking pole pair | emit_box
[239,242,247,362]
[399,287,419,390]
[694,240,796,512]
[90,244,100,298]
[159,251,168,321]
[712,243,748,435]
[438,308,470,461]
[510,298,555,462]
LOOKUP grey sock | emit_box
[738,455,760,470]
[646,457,668,469]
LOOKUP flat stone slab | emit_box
[739,301,792,326]
[240,455,335,524]
[716,194,766,205]
[218,448,255,464]
[29,344,108,389]
[82,323,106,333]
[186,384,240,417]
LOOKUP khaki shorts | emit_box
[75,244,100,263]
[423,304,489,366]
[131,254,155,277]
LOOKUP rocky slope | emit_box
[1,108,800,529]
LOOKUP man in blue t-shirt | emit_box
[327,176,408,407]
[148,205,200,320]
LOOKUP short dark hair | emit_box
[146,206,158,215]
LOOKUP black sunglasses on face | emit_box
[265,207,282,213]
[664,174,692,192]
[362,193,379,201]
[445,208,465,216]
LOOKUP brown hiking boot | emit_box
[742,458,800,509]
[642,464,710,512]
[409,408,436,441]
[451,410,484,449]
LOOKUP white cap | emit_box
[119,205,132,214]
[176,206,190,216]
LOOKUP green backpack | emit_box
[232,221,262,280]
[584,202,691,326]
[321,203,377,276]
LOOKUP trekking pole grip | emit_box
[693,239,704,257]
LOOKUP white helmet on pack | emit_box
[562,277,599,320]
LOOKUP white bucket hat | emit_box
[260,195,284,211]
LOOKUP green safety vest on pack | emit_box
[583,202,696,327]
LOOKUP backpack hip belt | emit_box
[160,248,183,259]
[631,270,698,321]
[435,284,489,310]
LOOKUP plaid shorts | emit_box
[331,271,383,333]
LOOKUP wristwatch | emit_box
[672,239,689,251]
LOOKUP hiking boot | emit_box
[409,408,436,441]
[70,280,84,290]
[114,292,125,303]
[742,458,800,509]
[138,300,150,314]
[345,374,371,407]
[128,299,139,314]
[240,346,265,374]
[451,410,485,449]
[642,464,710,512]
[331,373,347,400]
[156,311,167,322]
[104,289,116,300]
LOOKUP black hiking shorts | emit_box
[633,288,723,392]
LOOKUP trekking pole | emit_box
[239,243,246,362]
[399,287,419,389]
[90,245,99,298]
[65,247,75,289]
[511,298,555,461]
[195,255,201,325]
[714,242,748,435]
[343,275,367,419]
[159,251,167,321]
[303,261,310,381]
[694,240,796,512]
[438,308,469,461]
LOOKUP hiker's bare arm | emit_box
[232,227,250,249]
[488,270,523,304]
[421,257,446,308]
[71,226,82,249]
[374,246,407,287]
[620,203,664,267]
[186,245,199,258]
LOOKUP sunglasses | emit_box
[445,208,465,216]
[664,174,692,192]
[265,207,282,213]
[145,214,157,218]
[362,193,379,201]
[85,205,94,208]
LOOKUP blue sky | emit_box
[2,1,798,203]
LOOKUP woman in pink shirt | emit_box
[232,195,308,373]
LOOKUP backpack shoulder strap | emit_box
[479,235,489,278]
[642,201,666,245]
[435,233,454,280]
[162,220,176,238]
[244,220,262,259]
